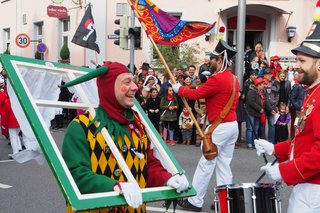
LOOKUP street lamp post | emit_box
[236,0,246,89]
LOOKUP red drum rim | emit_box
[215,183,275,191]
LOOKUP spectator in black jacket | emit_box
[277,71,291,106]
[242,69,258,101]
[145,88,161,132]
[289,72,306,138]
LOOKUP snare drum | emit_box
[214,183,281,213]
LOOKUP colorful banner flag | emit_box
[71,5,100,53]
[128,0,216,45]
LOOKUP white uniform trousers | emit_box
[9,128,22,154]
[287,183,320,213]
[188,121,238,208]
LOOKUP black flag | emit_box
[71,5,100,53]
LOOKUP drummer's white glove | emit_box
[113,182,142,208]
[166,174,189,193]
[260,163,282,181]
[254,139,274,156]
[172,82,181,94]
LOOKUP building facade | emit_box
[0,0,315,69]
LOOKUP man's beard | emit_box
[298,66,318,86]
[210,62,217,73]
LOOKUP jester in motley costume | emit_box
[62,62,189,213]
[255,1,320,212]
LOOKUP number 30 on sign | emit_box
[15,33,31,48]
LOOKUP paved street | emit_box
[0,127,292,213]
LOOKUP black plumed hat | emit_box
[211,40,237,61]
[292,0,320,57]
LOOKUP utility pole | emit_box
[236,0,246,89]
[129,10,135,73]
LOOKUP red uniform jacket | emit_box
[0,90,19,129]
[178,70,240,124]
[0,88,7,115]
[275,82,320,186]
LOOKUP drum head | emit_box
[215,182,274,192]
[214,183,279,213]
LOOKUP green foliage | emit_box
[60,43,70,60]
[3,49,10,55]
[34,51,43,60]
[153,42,203,72]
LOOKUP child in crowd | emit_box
[251,56,260,71]
[275,102,291,143]
[177,72,185,85]
[286,65,296,88]
[183,75,193,88]
[179,107,194,145]
[145,88,161,132]
[258,52,268,66]
[257,61,267,77]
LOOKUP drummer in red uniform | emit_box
[173,40,240,212]
[255,1,320,212]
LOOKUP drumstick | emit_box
[255,157,279,183]
[243,104,268,164]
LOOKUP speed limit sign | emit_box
[15,33,31,48]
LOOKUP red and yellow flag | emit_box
[129,0,216,45]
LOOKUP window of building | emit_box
[62,19,70,33]
[34,21,43,40]
[3,28,10,53]
[56,17,70,60]
[23,14,27,25]
[33,22,44,59]
[116,3,128,16]
[58,17,70,52]
[59,18,70,45]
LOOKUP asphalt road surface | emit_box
[0,127,292,213]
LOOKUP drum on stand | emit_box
[213,183,281,213]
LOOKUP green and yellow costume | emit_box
[63,107,171,213]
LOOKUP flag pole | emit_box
[127,1,204,138]
[94,51,98,65]
[215,9,222,41]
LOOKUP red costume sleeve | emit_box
[274,140,291,163]
[1,99,19,128]
[146,142,172,187]
[0,91,7,116]
[1,99,10,127]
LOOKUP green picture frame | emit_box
[0,54,196,211]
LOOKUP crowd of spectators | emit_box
[1,42,306,152]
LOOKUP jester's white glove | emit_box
[166,174,189,193]
[113,182,142,208]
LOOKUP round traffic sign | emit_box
[36,42,48,54]
[51,0,64,3]
[15,33,31,48]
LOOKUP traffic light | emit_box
[128,27,142,49]
[114,16,128,49]
[205,33,210,42]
